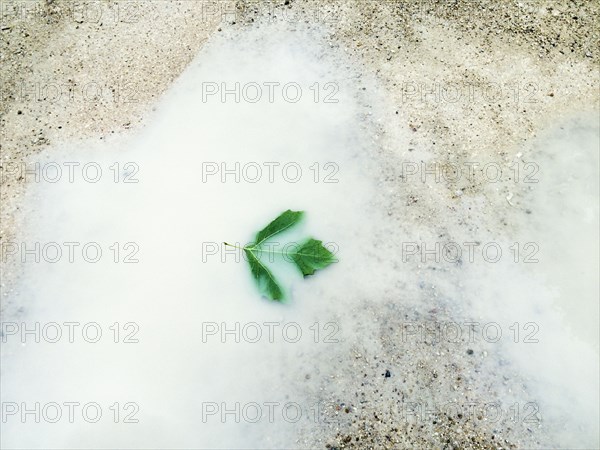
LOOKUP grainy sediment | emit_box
[1,1,598,448]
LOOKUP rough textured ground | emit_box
[1,1,598,448]
[2,0,598,290]
[1,0,222,297]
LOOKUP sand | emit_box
[1,1,598,448]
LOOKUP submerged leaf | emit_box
[244,249,284,301]
[225,210,337,301]
[253,209,304,247]
[290,238,336,277]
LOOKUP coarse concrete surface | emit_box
[1,1,598,449]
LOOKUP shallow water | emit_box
[1,22,598,449]
[1,24,390,449]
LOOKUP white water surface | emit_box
[1,22,598,449]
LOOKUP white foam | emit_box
[1,24,393,449]
[1,20,598,450]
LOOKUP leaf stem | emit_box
[225,243,294,256]
[223,242,244,250]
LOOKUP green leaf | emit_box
[224,209,337,301]
[289,238,337,277]
[244,248,284,301]
[253,209,304,247]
